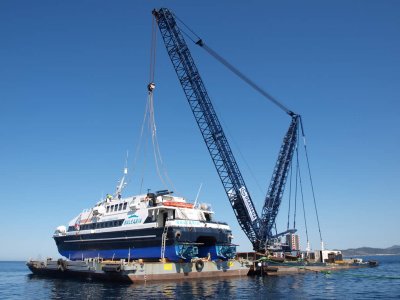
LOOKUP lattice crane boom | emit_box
[153,8,260,245]
[259,115,299,248]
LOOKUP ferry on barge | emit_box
[53,170,236,262]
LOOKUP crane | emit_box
[153,8,301,252]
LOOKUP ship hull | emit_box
[54,225,234,262]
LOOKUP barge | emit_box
[27,258,250,283]
[27,254,378,282]
[238,251,379,276]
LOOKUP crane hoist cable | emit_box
[149,14,157,84]
[147,16,178,194]
[296,134,310,250]
[293,148,299,230]
[196,41,296,117]
[300,117,323,247]
[286,160,293,231]
[134,15,178,194]
[171,12,295,117]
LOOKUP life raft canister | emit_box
[163,201,194,209]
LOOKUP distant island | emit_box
[339,245,400,256]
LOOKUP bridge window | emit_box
[106,206,110,213]
[123,202,127,210]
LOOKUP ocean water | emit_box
[1,256,399,299]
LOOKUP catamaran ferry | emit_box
[53,171,236,262]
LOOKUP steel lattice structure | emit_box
[153,8,260,244]
[259,115,299,248]
[153,8,299,251]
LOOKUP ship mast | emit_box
[115,152,129,199]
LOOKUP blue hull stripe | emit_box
[60,245,178,261]
[59,245,232,261]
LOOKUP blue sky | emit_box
[0,1,399,260]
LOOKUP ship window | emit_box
[123,202,127,210]
[204,213,211,221]
[111,205,114,212]
[106,206,110,213]
[119,203,123,211]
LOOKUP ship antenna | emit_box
[194,183,203,207]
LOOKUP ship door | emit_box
[162,212,168,227]
[157,210,169,227]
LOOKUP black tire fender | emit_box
[195,259,204,272]
[57,259,67,272]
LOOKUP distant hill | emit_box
[340,245,400,256]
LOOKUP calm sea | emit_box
[1,256,399,299]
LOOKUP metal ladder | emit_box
[161,225,168,260]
